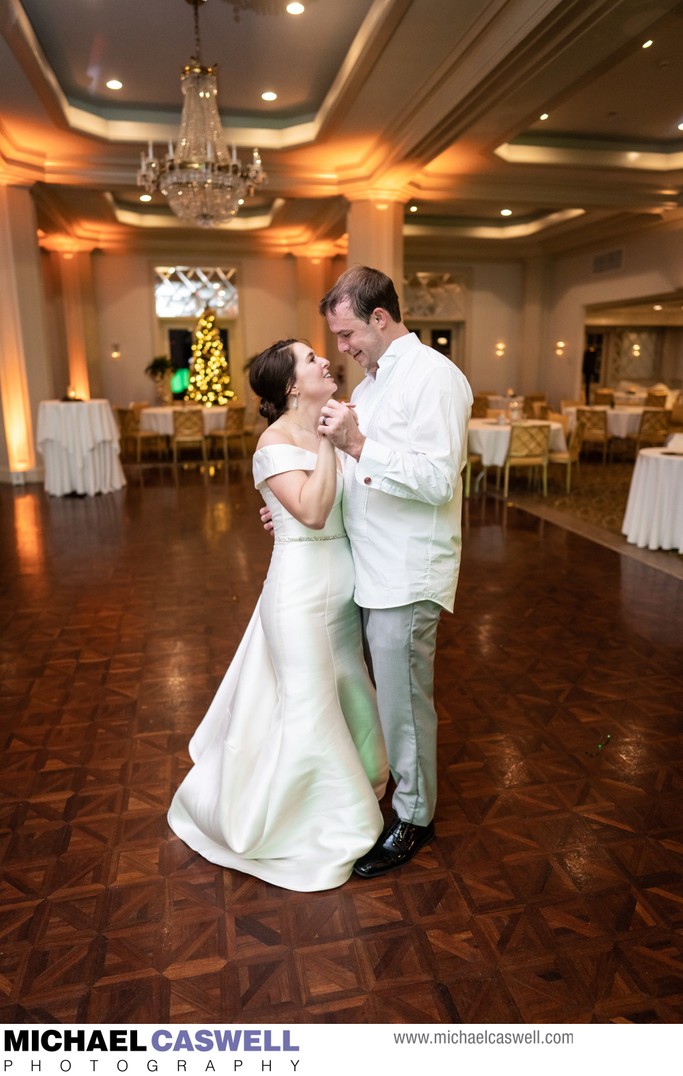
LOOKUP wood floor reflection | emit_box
[1,465,682,1024]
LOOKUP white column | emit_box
[57,252,98,401]
[346,199,405,304]
[294,255,329,357]
[343,197,406,393]
[0,185,53,484]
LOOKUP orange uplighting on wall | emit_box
[1,375,33,477]
[38,234,96,256]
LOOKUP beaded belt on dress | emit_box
[274,534,346,544]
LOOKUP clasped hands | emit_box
[318,399,364,459]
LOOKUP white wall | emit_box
[239,256,299,359]
[35,218,683,435]
[93,254,159,407]
[467,262,524,394]
[91,253,301,408]
[542,219,683,407]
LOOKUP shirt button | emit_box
[364,476,372,485]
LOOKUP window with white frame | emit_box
[154,266,239,319]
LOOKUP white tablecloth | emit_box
[467,419,566,468]
[621,447,683,553]
[139,406,228,436]
[563,405,644,438]
[36,399,126,496]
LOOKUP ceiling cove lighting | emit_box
[136,0,266,227]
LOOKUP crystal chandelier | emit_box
[137,0,266,228]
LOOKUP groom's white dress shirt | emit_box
[342,332,473,613]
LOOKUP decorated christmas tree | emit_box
[185,307,235,407]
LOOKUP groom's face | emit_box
[325,300,385,376]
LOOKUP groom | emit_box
[317,265,472,877]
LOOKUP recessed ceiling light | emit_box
[409,204,418,213]
[139,193,152,203]
[106,79,122,90]
[653,304,662,310]
[500,208,512,216]
[678,122,683,131]
[286,2,305,13]
[642,38,653,48]
[539,112,549,121]
[261,91,278,102]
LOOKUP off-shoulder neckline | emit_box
[253,444,318,457]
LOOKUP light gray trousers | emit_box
[361,601,441,827]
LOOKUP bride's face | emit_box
[292,341,336,402]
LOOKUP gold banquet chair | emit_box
[471,394,489,418]
[627,408,671,454]
[171,408,207,466]
[644,390,668,408]
[670,396,683,433]
[593,387,615,407]
[115,406,166,463]
[207,404,248,462]
[502,422,550,497]
[523,393,547,418]
[549,420,584,494]
[576,407,610,462]
[464,452,486,498]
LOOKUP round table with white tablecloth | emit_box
[621,447,683,553]
[467,418,566,468]
[36,399,126,496]
[562,405,644,439]
[139,405,228,436]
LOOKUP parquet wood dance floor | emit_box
[1,466,681,1024]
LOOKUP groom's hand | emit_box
[319,400,365,460]
[260,505,274,534]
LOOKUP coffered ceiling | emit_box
[1,0,682,262]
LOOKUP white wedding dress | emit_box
[168,444,388,891]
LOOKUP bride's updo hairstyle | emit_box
[249,338,299,424]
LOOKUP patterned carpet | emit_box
[483,453,683,578]
[529,457,635,535]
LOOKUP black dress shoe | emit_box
[353,816,435,878]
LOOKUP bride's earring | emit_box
[291,394,299,411]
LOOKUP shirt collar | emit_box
[372,331,417,376]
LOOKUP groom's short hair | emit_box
[320,265,401,324]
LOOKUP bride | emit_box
[167,339,389,891]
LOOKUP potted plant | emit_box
[144,355,175,404]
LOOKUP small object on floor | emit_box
[353,815,435,878]
[586,732,612,757]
